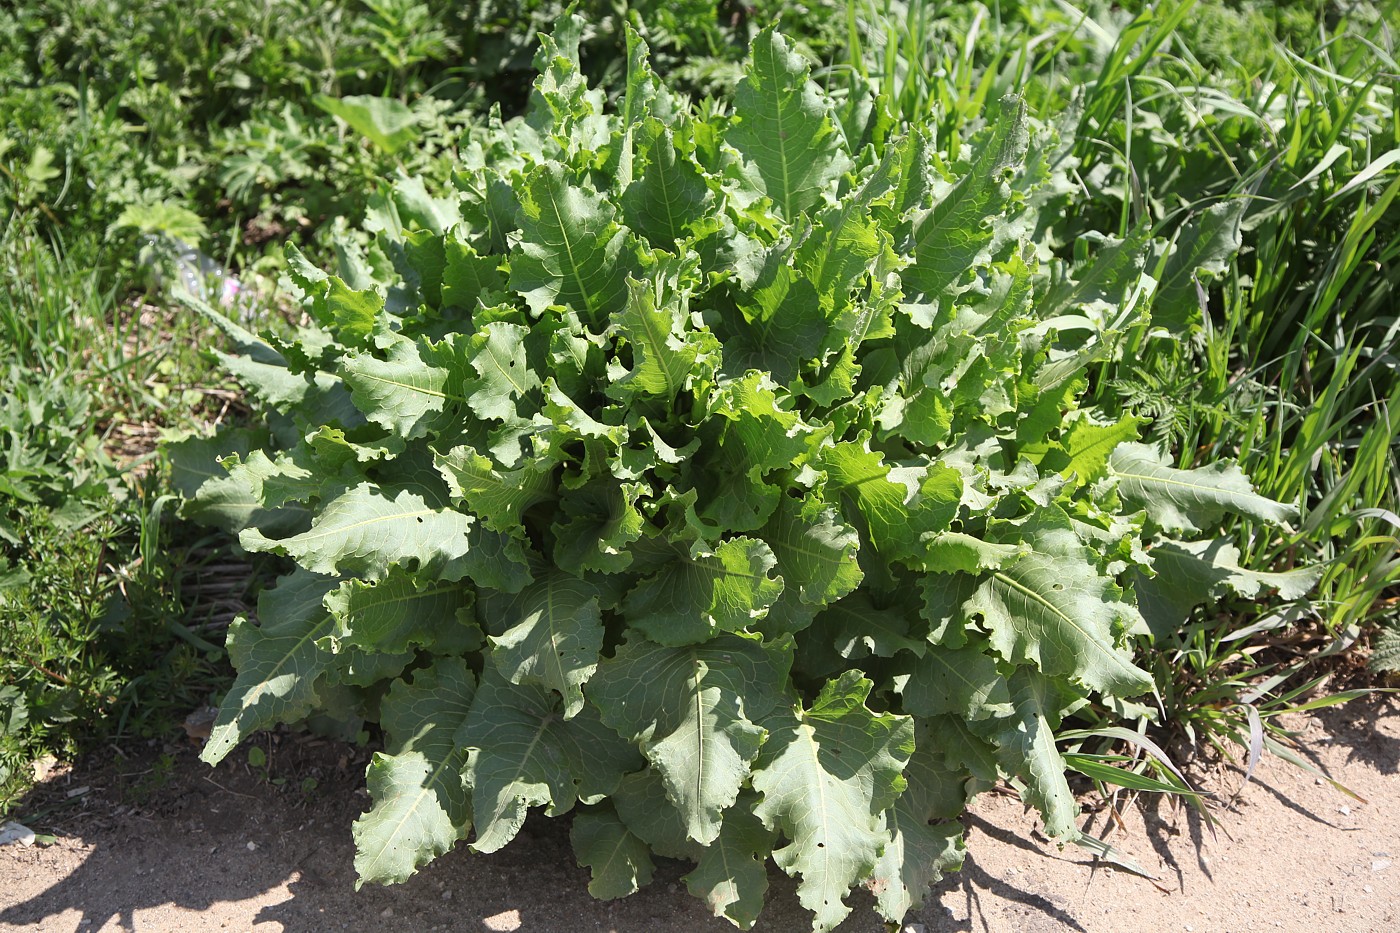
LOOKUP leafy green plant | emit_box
[174,19,1308,929]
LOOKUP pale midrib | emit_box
[365,746,465,876]
[991,570,1135,678]
[801,726,833,891]
[633,296,681,401]
[295,504,439,544]
[1116,468,1261,501]
[352,370,464,404]
[543,187,598,320]
[218,614,334,752]
[765,45,795,218]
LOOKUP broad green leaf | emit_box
[729,26,852,219]
[903,98,1028,302]
[818,441,960,558]
[487,571,603,717]
[1041,224,1152,319]
[1110,442,1298,533]
[510,163,638,323]
[612,767,697,860]
[212,349,362,428]
[977,667,1079,838]
[1155,199,1247,330]
[340,334,468,440]
[917,532,1027,574]
[696,372,813,531]
[610,25,676,188]
[762,496,864,613]
[895,643,1012,720]
[804,591,927,661]
[550,479,646,575]
[436,444,554,535]
[606,274,714,406]
[352,658,476,886]
[591,634,792,844]
[314,94,420,154]
[571,803,655,900]
[464,321,539,423]
[684,793,775,930]
[201,570,338,764]
[751,671,914,933]
[441,237,507,310]
[240,481,474,581]
[870,720,967,922]
[967,520,1153,697]
[1039,414,1144,485]
[1134,538,1321,639]
[622,119,714,247]
[322,568,478,656]
[621,537,785,645]
[462,666,641,853]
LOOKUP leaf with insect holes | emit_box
[751,672,914,932]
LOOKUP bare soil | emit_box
[1,698,1396,933]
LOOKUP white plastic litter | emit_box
[0,821,36,847]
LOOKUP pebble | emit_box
[1372,859,1392,872]
[246,841,257,852]
[381,907,394,919]
[1339,806,1351,816]
[1364,885,1374,894]
[441,890,453,901]
[483,909,522,932]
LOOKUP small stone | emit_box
[441,890,453,901]
[1185,925,1194,931]
[246,841,257,852]
[902,924,928,933]
[1364,885,1374,894]
[1339,806,1351,816]
[1372,859,1392,872]
[381,907,394,919]
[484,909,522,932]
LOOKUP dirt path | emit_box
[1,699,1395,933]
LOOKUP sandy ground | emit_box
[0,697,1395,933]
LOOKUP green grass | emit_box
[835,0,1399,771]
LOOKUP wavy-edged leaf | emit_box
[621,536,785,645]
[240,481,474,581]
[322,568,478,656]
[436,444,555,535]
[1134,538,1321,639]
[976,667,1079,838]
[461,666,640,853]
[729,26,851,219]
[591,634,792,845]
[340,334,468,440]
[870,719,967,922]
[751,671,914,933]
[201,570,338,765]
[510,163,638,323]
[622,118,714,247]
[968,520,1152,697]
[353,658,476,886]
[762,496,864,624]
[684,792,775,930]
[487,571,604,717]
[1110,442,1297,533]
[903,98,1028,302]
[571,803,655,900]
[896,643,1012,721]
